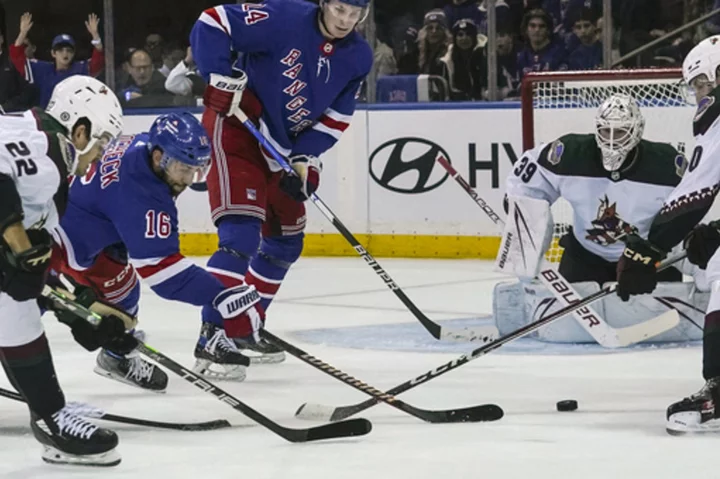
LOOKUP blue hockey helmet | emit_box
[338,0,370,7]
[148,112,211,170]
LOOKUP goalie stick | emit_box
[41,286,372,443]
[0,387,231,431]
[436,155,679,347]
[261,331,503,423]
[296,255,683,421]
[232,109,497,344]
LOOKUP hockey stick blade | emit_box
[0,386,232,431]
[296,401,503,423]
[296,255,685,422]
[232,109,495,344]
[137,343,372,442]
[40,287,371,442]
[263,331,503,424]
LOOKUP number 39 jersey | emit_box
[506,133,683,262]
[0,109,72,232]
[58,133,226,307]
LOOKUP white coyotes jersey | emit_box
[506,134,684,262]
[650,93,720,251]
[0,111,65,232]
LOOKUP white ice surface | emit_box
[0,258,714,478]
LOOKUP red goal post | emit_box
[519,69,693,262]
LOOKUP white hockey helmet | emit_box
[683,35,720,94]
[46,76,123,165]
[594,93,645,172]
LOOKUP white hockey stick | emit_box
[437,156,679,348]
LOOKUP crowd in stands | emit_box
[0,0,719,111]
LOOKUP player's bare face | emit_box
[163,160,206,195]
[74,133,112,176]
[321,1,365,39]
[52,46,75,70]
[690,75,716,100]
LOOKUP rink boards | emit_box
[123,102,706,258]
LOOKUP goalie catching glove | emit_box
[213,284,265,342]
[616,233,666,301]
[48,284,139,355]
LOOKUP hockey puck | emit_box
[556,400,578,412]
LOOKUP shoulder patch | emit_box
[675,153,688,178]
[694,95,715,122]
[547,140,564,165]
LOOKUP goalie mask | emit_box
[594,94,645,172]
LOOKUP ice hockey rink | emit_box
[0,257,715,479]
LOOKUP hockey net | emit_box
[520,69,694,264]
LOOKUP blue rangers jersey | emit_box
[190,0,373,163]
[57,134,227,306]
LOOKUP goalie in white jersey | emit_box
[505,93,685,286]
[615,35,720,434]
[0,76,133,465]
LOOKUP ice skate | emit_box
[94,349,168,393]
[31,404,120,467]
[193,322,250,380]
[234,336,285,364]
[667,377,720,435]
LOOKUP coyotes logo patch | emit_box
[585,195,637,246]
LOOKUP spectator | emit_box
[612,0,666,67]
[356,21,397,78]
[444,0,482,30]
[164,46,206,98]
[397,26,420,74]
[542,0,602,48]
[408,9,452,75]
[118,48,174,107]
[374,0,434,61]
[159,46,184,77]
[144,33,165,70]
[479,27,520,99]
[476,0,513,35]
[567,7,602,70]
[517,9,567,79]
[23,37,35,60]
[10,12,105,108]
[0,29,37,112]
[440,19,485,100]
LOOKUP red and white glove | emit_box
[202,72,248,117]
[212,284,265,341]
[279,154,322,202]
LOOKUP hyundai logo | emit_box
[369,138,450,194]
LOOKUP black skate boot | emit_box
[193,322,250,380]
[94,349,168,393]
[31,403,120,466]
[234,337,286,364]
[666,377,720,435]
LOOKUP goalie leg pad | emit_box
[494,195,553,279]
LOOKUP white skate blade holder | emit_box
[41,445,121,467]
[667,411,720,436]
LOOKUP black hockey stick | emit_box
[261,331,503,423]
[296,255,684,422]
[232,109,497,344]
[41,286,372,443]
[0,387,231,431]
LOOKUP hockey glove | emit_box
[684,221,720,270]
[51,285,138,354]
[213,284,265,342]
[203,72,248,117]
[616,233,666,301]
[0,229,52,302]
[279,155,322,202]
